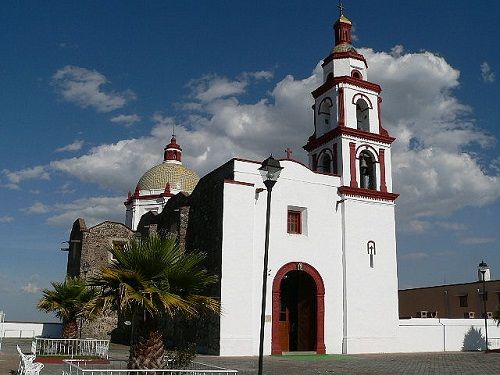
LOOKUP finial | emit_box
[172,123,176,138]
[285,147,293,159]
[338,0,345,17]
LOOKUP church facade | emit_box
[66,11,406,355]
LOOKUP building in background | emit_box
[399,263,499,319]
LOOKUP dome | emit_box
[332,42,357,54]
[137,162,200,192]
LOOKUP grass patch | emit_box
[283,354,354,361]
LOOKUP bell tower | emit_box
[304,9,397,197]
[304,7,400,353]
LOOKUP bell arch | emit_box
[359,150,377,190]
[317,149,333,173]
[317,97,333,135]
[272,262,326,355]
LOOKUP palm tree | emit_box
[90,234,220,370]
[37,277,99,339]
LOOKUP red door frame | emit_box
[271,262,326,354]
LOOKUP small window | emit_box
[459,295,468,307]
[287,210,301,234]
[351,70,362,79]
[110,240,126,262]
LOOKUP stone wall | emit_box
[67,219,136,340]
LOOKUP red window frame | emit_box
[287,210,302,234]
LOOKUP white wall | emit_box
[2,322,62,338]
[397,318,500,352]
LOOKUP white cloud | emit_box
[8,48,500,234]
[459,237,496,245]
[55,140,84,153]
[52,65,136,112]
[47,196,125,227]
[359,47,499,226]
[436,222,467,231]
[188,74,248,102]
[2,166,50,190]
[187,70,273,103]
[480,62,495,83]
[21,281,41,294]
[0,216,14,223]
[22,202,51,214]
[110,114,141,126]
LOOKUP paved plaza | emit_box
[2,339,500,374]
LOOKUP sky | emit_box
[0,1,498,322]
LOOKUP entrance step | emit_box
[282,351,317,356]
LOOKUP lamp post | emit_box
[257,155,283,375]
[478,260,489,352]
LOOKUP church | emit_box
[67,10,495,356]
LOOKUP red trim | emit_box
[355,144,379,162]
[349,142,358,188]
[312,76,381,99]
[338,88,345,127]
[322,52,368,68]
[272,262,326,355]
[124,192,174,205]
[352,93,373,108]
[303,126,395,152]
[339,186,399,201]
[223,179,255,187]
[379,149,387,192]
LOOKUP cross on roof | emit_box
[285,147,293,159]
[338,1,345,16]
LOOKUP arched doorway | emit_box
[272,262,325,354]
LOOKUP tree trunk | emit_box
[128,313,165,369]
[62,318,79,339]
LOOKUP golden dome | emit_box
[138,162,199,192]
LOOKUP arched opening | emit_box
[272,263,325,355]
[356,98,370,131]
[351,70,362,79]
[359,150,377,190]
[317,98,333,135]
[318,152,332,173]
[278,271,316,352]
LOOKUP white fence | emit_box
[32,338,110,358]
[62,360,238,375]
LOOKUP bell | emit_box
[360,157,368,174]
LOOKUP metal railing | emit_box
[32,338,110,358]
[62,359,238,375]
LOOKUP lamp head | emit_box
[259,154,283,183]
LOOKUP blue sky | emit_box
[0,1,498,322]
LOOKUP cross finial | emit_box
[285,147,293,159]
[338,0,345,16]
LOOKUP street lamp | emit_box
[257,155,283,375]
[478,260,489,352]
